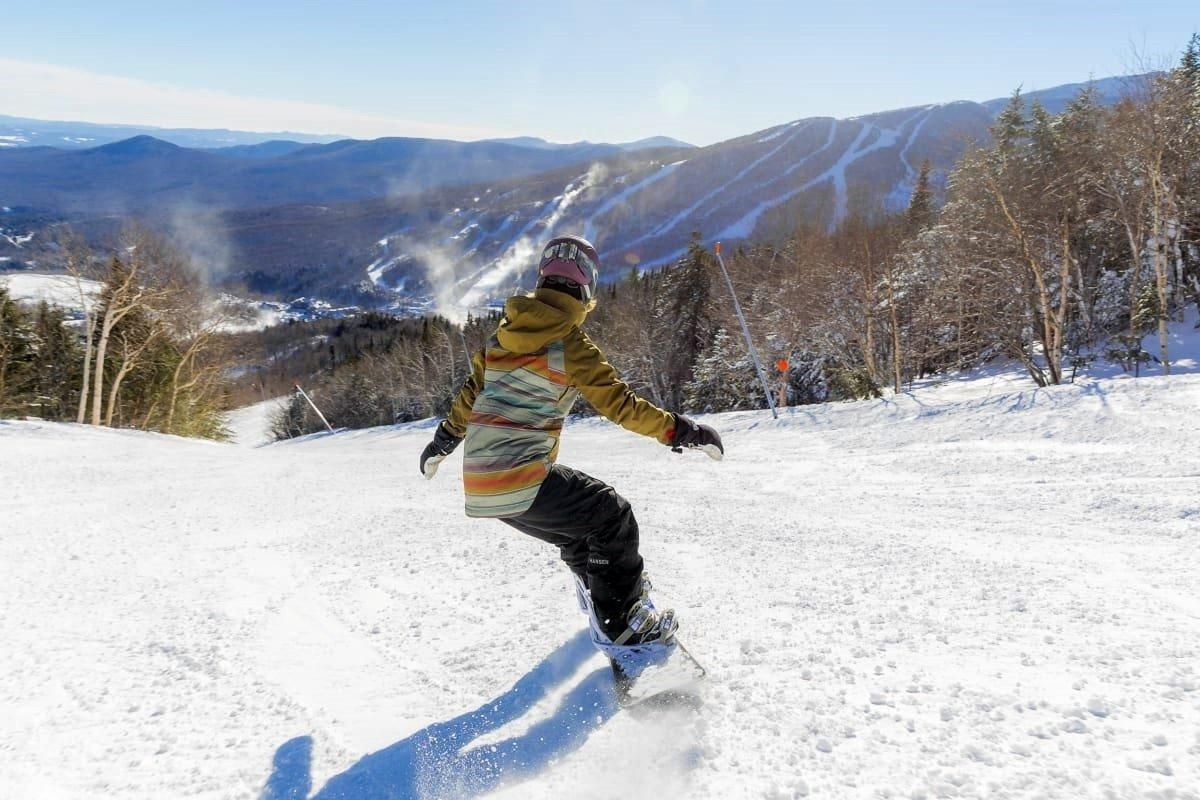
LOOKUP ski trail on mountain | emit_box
[366,241,416,290]
[713,118,844,239]
[897,106,936,176]
[620,121,816,251]
[584,160,686,244]
[457,170,594,306]
[628,118,839,264]
[755,120,802,143]
[887,105,938,208]
[718,108,928,238]
[828,109,928,223]
[779,118,839,180]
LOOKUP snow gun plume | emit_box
[414,242,468,325]
[164,202,234,286]
[456,164,605,310]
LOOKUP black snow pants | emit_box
[501,464,643,639]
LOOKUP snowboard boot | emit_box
[606,597,679,693]
[612,596,678,646]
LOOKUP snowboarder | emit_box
[419,234,723,666]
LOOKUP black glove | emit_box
[420,422,463,479]
[669,414,724,461]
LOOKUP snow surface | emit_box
[0,272,101,310]
[3,368,1200,799]
[224,397,287,447]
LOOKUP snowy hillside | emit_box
[0,272,353,332]
[0,271,100,310]
[2,371,1198,799]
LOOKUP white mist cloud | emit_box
[0,58,505,141]
[412,242,468,325]
[164,204,232,286]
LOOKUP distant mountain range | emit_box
[0,114,697,154]
[0,75,1138,310]
[488,135,695,152]
[0,114,343,150]
[0,133,688,213]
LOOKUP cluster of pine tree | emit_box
[266,313,499,439]
[0,290,82,419]
[0,227,232,438]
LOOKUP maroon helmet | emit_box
[537,235,600,302]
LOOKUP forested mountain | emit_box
[207,77,1137,304]
[2,76,1136,307]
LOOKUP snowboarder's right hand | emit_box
[669,415,724,461]
[420,422,463,479]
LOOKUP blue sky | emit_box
[1,1,1196,145]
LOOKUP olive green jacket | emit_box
[444,288,674,517]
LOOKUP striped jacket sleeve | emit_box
[442,348,486,438]
[564,328,675,444]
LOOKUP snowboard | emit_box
[610,638,707,709]
[571,574,707,708]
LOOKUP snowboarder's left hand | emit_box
[420,422,463,479]
[669,415,724,461]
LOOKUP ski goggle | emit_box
[538,241,598,300]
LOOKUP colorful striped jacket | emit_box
[443,288,675,518]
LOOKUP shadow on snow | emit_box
[261,629,617,799]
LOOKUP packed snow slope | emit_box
[2,371,1199,800]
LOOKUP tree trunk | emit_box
[861,242,880,386]
[105,364,131,427]
[863,310,878,386]
[104,338,142,428]
[166,337,208,433]
[1122,220,1144,341]
[887,272,902,393]
[1055,220,1072,381]
[988,176,1065,384]
[91,308,117,426]
[76,295,98,424]
[1151,176,1171,375]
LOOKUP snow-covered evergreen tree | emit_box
[683,328,760,412]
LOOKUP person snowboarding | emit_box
[419,234,722,691]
